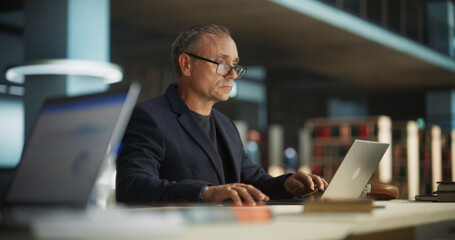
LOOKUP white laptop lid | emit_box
[6,83,140,207]
[322,139,389,199]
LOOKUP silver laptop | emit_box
[5,83,140,208]
[1,83,189,239]
[322,139,389,199]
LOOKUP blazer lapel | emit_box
[165,83,225,184]
[212,113,241,182]
[177,113,225,184]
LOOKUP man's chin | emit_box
[214,95,230,103]
[217,92,231,102]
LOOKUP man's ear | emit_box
[179,53,192,77]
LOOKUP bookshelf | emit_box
[452,130,455,182]
[418,128,432,195]
[381,121,451,200]
[441,130,453,182]
[298,117,455,199]
[391,121,409,199]
[417,125,453,195]
[390,121,420,199]
[300,116,392,184]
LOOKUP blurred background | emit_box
[1,0,455,200]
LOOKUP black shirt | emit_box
[191,111,235,183]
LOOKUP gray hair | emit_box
[171,24,233,78]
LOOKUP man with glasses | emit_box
[116,24,327,206]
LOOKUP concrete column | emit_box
[427,0,454,56]
[23,0,110,139]
[268,124,284,176]
[426,90,455,133]
[451,130,455,181]
[298,127,312,173]
[431,126,442,192]
[377,115,392,184]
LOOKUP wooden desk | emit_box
[157,200,455,240]
[4,200,455,239]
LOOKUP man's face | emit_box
[187,34,239,104]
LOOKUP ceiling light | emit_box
[5,59,123,84]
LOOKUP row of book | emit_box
[313,145,350,158]
[313,124,378,139]
[307,118,454,200]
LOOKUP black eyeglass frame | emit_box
[185,53,246,78]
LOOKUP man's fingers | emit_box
[321,177,329,191]
[311,174,327,192]
[226,189,243,206]
[293,171,329,192]
[244,184,269,201]
[234,184,270,205]
[285,177,306,196]
[312,174,329,192]
[284,171,329,196]
[293,172,315,191]
[202,183,269,206]
[233,186,256,206]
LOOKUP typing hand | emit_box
[200,183,270,206]
[283,171,328,197]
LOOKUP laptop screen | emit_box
[6,85,139,206]
[322,139,389,199]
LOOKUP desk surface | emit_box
[6,200,455,240]
[160,200,455,240]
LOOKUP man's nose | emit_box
[225,67,238,80]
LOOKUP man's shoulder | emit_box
[134,95,172,116]
[137,95,168,108]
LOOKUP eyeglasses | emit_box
[185,53,247,79]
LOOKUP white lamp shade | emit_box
[5,59,123,84]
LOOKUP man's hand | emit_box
[200,183,270,206]
[283,171,328,197]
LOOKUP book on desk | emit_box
[436,181,455,191]
[435,181,455,202]
[304,199,373,213]
[434,191,455,202]
[415,181,455,202]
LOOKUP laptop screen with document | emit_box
[6,83,140,207]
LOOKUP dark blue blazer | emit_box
[116,83,291,203]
